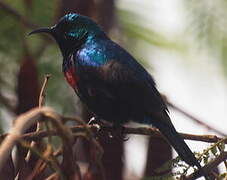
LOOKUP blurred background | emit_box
[0,0,227,179]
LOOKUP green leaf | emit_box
[210,146,218,156]
[218,141,225,151]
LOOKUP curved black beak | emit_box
[28,27,52,36]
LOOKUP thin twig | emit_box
[0,1,38,28]
[167,101,227,136]
[21,140,64,180]
[0,1,53,45]
[25,145,53,180]
[0,107,76,179]
[44,110,82,179]
[26,74,51,161]
[184,151,227,180]
[39,74,51,107]
[45,173,59,180]
[0,107,54,170]
[217,145,227,172]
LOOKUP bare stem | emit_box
[184,151,227,180]
[167,101,226,136]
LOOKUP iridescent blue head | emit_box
[29,13,106,57]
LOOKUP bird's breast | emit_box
[63,55,80,91]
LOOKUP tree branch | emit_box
[0,107,226,178]
[6,124,224,144]
[0,1,38,28]
[0,107,52,171]
[0,1,53,44]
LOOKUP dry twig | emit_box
[184,151,227,180]
[167,101,226,136]
[39,74,51,107]
[26,74,51,162]
[0,106,226,179]
[0,107,53,170]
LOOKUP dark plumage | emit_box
[30,13,208,178]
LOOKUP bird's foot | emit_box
[87,116,101,131]
[88,117,98,125]
[110,125,129,141]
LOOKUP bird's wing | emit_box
[102,59,167,110]
[75,39,168,123]
[77,55,167,116]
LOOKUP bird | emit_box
[29,13,208,178]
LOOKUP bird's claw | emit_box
[88,118,130,141]
[120,134,130,141]
[110,125,130,141]
[88,117,97,125]
[88,117,101,131]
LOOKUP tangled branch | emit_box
[0,106,226,179]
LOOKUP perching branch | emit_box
[0,106,226,179]
[0,122,224,144]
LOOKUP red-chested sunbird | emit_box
[30,13,209,179]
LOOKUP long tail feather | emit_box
[150,112,210,179]
[156,120,200,167]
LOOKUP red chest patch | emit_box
[64,55,79,90]
[64,67,79,90]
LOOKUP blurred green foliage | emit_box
[184,0,227,75]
